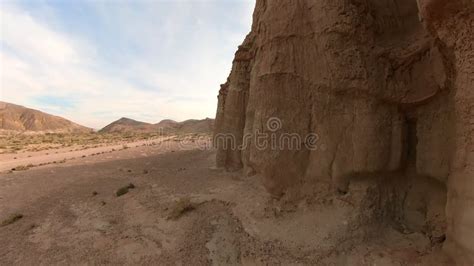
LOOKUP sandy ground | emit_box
[0,136,175,173]
[0,140,453,265]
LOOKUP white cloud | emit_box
[0,1,254,129]
[0,6,83,65]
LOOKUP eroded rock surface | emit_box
[214,0,473,264]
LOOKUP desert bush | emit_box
[115,186,129,197]
[115,183,135,197]
[168,197,195,220]
[12,165,29,171]
[1,213,23,227]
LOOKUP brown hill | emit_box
[98,117,155,133]
[155,119,179,128]
[174,118,214,134]
[154,119,179,134]
[100,117,214,134]
[0,101,92,133]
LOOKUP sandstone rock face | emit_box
[214,0,473,264]
[417,0,474,264]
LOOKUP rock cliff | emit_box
[214,0,473,264]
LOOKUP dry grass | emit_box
[12,165,30,171]
[1,213,23,227]
[115,183,135,197]
[168,197,195,220]
[115,187,129,197]
[0,132,167,154]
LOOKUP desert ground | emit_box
[0,132,206,172]
[0,134,453,265]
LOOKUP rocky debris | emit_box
[214,0,473,263]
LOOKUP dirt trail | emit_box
[0,137,173,172]
[0,141,453,265]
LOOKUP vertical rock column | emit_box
[414,0,473,264]
[214,37,254,171]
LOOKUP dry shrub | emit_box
[115,183,135,197]
[1,213,23,227]
[168,197,195,220]
[12,165,29,171]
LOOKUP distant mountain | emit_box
[175,118,214,134]
[98,117,155,133]
[0,101,92,133]
[100,117,214,134]
[154,119,179,134]
[155,119,179,128]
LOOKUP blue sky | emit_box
[0,0,254,128]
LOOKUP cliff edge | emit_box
[214,0,473,264]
